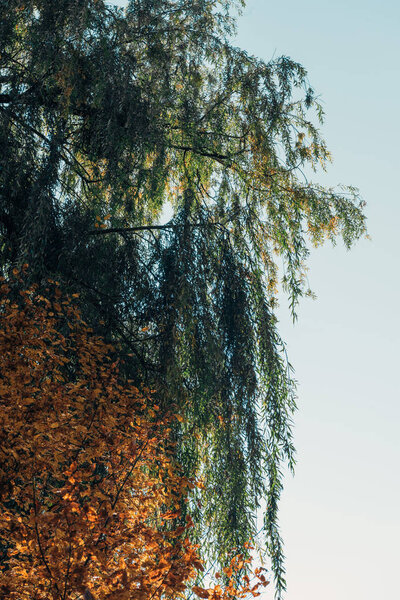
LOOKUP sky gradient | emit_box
[235,1,399,598]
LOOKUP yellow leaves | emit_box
[147,568,163,583]
[85,506,97,522]
[70,502,81,514]
[64,463,77,478]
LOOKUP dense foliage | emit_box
[0,0,366,593]
[0,275,269,600]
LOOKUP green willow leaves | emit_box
[0,0,366,595]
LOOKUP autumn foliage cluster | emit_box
[0,275,268,600]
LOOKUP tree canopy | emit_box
[0,0,366,593]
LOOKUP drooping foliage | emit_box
[0,0,366,593]
[0,273,270,600]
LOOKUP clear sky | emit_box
[234,1,400,598]
[115,1,400,597]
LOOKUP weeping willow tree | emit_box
[0,0,366,594]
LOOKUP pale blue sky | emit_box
[235,1,400,598]
[115,1,399,597]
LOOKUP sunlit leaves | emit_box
[0,277,199,599]
[0,274,270,600]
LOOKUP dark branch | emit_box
[88,222,219,235]
[89,224,175,235]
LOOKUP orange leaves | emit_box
[0,277,271,600]
[161,510,181,521]
[0,279,201,600]
[193,555,270,600]
[193,585,211,598]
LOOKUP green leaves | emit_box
[0,1,366,596]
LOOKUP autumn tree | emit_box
[0,1,366,592]
[0,274,198,598]
[0,274,270,599]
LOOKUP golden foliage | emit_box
[0,274,269,600]
[0,276,198,599]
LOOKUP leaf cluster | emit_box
[0,275,199,599]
